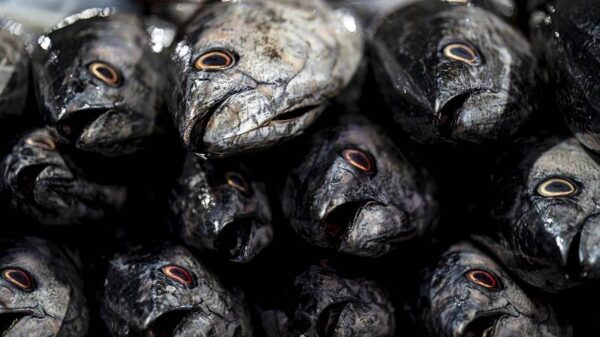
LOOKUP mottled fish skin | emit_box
[167,0,364,156]
[0,17,29,122]
[101,243,253,337]
[282,113,438,258]
[371,0,535,144]
[475,137,600,292]
[31,9,163,157]
[259,264,395,337]
[170,153,273,263]
[530,0,600,153]
[0,237,89,337]
[417,242,569,337]
[0,128,126,226]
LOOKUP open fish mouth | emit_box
[322,200,376,244]
[56,108,108,144]
[215,217,254,262]
[145,309,193,337]
[15,163,51,200]
[316,301,351,337]
[267,105,322,124]
[437,89,498,138]
[461,312,505,337]
[0,311,29,336]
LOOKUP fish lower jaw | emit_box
[0,311,30,336]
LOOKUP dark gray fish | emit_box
[371,0,535,144]
[170,153,273,263]
[476,136,600,292]
[1,128,126,226]
[259,264,395,337]
[0,237,89,337]
[167,0,364,156]
[530,0,600,153]
[31,9,163,157]
[417,242,569,337]
[0,17,29,122]
[101,243,253,337]
[282,113,438,258]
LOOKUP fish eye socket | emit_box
[225,171,252,196]
[88,61,122,87]
[342,149,374,173]
[536,177,578,197]
[194,49,236,71]
[443,43,482,66]
[465,269,501,291]
[161,265,194,286]
[1,267,35,291]
[25,135,56,151]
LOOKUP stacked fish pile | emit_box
[0,0,597,336]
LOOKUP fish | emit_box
[31,9,164,157]
[474,136,600,292]
[0,237,89,337]
[417,241,570,337]
[259,264,395,337]
[101,243,253,337]
[167,0,364,156]
[530,0,600,153]
[371,0,535,144]
[0,128,127,226]
[0,17,29,122]
[282,113,438,258]
[170,153,274,263]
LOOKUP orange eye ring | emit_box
[443,43,482,66]
[194,50,236,71]
[465,269,500,291]
[342,149,374,173]
[225,171,252,196]
[88,61,122,87]
[536,177,578,197]
[161,265,194,286]
[25,136,56,151]
[2,267,35,291]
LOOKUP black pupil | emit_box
[10,270,29,287]
[451,46,475,60]
[545,181,572,193]
[474,272,493,286]
[203,53,229,67]
[172,268,188,282]
[96,65,114,80]
[351,152,370,169]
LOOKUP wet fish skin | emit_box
[0,17,29,122]
[418,242,569,337]
[1,128,126,226]
[170,153,273,263]
[167,0,364,156]
[530,0,600,153]
[475,136,600,291]
[0,237,89,337]
[371,0,535,144]
[31,9,163,157]
[101,243,253,337]
[282,113,438,258]
[259,264,395,337]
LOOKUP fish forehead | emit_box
[529,139,600,184]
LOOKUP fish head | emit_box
[1,128,127,225]
[267,264,395,337]
[171,154,273,263]
[419,242,565,337]
[168,0,363,156]
[102,244,252,337]
[284,114,437,257]
[0,17,29,120]
[32,10,160,156]
[0,237,88,337]
[372,1,534,144]
[481,137,600,291]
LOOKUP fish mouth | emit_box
[56,108,108,144]
[268,105,322,124]
[0,311,29,336]
[316,301,351,337]
[461,312,504,337]
[15,164,51,201]
[146,309,192,337]
[215,217,254,262]
[438,91,477,138]
[322,200,376,245]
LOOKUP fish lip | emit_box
[0,310,33,336]
[145,309,194,337]
[215,216,265,263]
[316,301,352,337]
[55,108,111,144]
[321,199,382,246]
[13,164,72,202]
[436,89,493,138]
[459,312,507,337]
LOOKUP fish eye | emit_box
[465,269,501,291]
[536,177,578,197]
[1,267,35,291]
[342,149,374,173]
[25,135,56,151]
[161,265,194,286]
[194,49,236,71]
[443,43,482,66]
[225,171,252,196]
[88,61,122,87]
